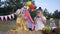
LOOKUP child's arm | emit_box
[41,16,46,24]
[25,9,34,23]
[34,17,37,25]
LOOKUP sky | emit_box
[1,0,60,13]
[34,0,60,13]
[1,0,5,1]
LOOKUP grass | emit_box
[0,20,16,32]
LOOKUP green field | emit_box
[0,20,16,32]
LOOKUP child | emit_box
[50,18,57,30]
[34,7,46,31]
[52,19,60,34]
[16,11,28,31]
[23,6,34,30]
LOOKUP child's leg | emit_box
[22,22,28,31]
[16,23,20,29]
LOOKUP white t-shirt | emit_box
[34,16,46,30]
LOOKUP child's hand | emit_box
[42,27,46,31]
[24,17,27,20]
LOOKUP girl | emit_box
[34,7,46,31]
[16,10,28,31]
[23,6,34,30]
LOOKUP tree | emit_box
[30,9,37,20]
[0,0,32,15]
[52,10,60,19]
[43,8,52,19]
[0,0,1,6]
